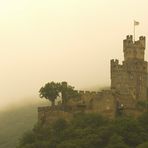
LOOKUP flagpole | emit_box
[133,20,140,42]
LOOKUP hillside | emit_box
[18,112,148,148]
[0,101,48,148]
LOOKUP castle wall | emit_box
[123,35,145,61]
[111,59,129,94]
[38,90,117,124]
[38,106,73,124]
[38,35,148,125]
[110,35,148,117]
[88,90,116,118]
[111,60,147,98]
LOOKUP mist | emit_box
[0,0,148,109]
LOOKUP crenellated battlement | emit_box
[111,59,119,65]
[134,36,146,49]
[123,35,146,61]
[123,35,133,50]
[111,59,121,69]
[123,35,145,50]
[38,34,148,125]
[111,34,147,101]
[139,36,146,49]
[78,90,98,95]
[110,59,124,73]
[38,88,115,124]
[38,106,50,112]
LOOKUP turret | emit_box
[110,59,119,73]
[139,36,146,49]
[123,35,146,61]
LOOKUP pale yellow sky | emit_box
[0,0,148,109]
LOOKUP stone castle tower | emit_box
[111,35,148,106]
[38,35,148,124]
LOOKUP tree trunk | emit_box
[51,100,55,107]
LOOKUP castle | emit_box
[38,35,148,124]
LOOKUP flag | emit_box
[134,20,140,26]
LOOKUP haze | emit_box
[0,0,148,109]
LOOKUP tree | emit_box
[18,130,35,147]
[39,82,60,106]
[18,113,148,148]
[111,117,146,147]
[138,111,148,134]
[39,81,79,107]
[137,142,148,148]
[60,82,79,104]
[136,100,148,111]
[106,134,129,148]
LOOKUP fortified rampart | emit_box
[38,35,148,124]
[38,89,117,124]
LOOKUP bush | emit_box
[18,113,148,148]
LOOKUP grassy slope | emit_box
[0,102,48,148]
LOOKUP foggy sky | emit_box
[0,0,148,109]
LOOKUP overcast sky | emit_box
[0,0,148,109]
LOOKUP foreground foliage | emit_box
[18,112,148,148]
[0,104,38,148]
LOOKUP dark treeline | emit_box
[18,112,148,148]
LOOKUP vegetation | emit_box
[60,82,79,104]
[18,112,148,148]
[39,81,79,106]
[0,104,39,148]
[136,100,148,110]
[39,82,61,106]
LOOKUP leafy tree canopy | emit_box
[18,112,148,148]
[39,82,60,106]
[39,81,79,106]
